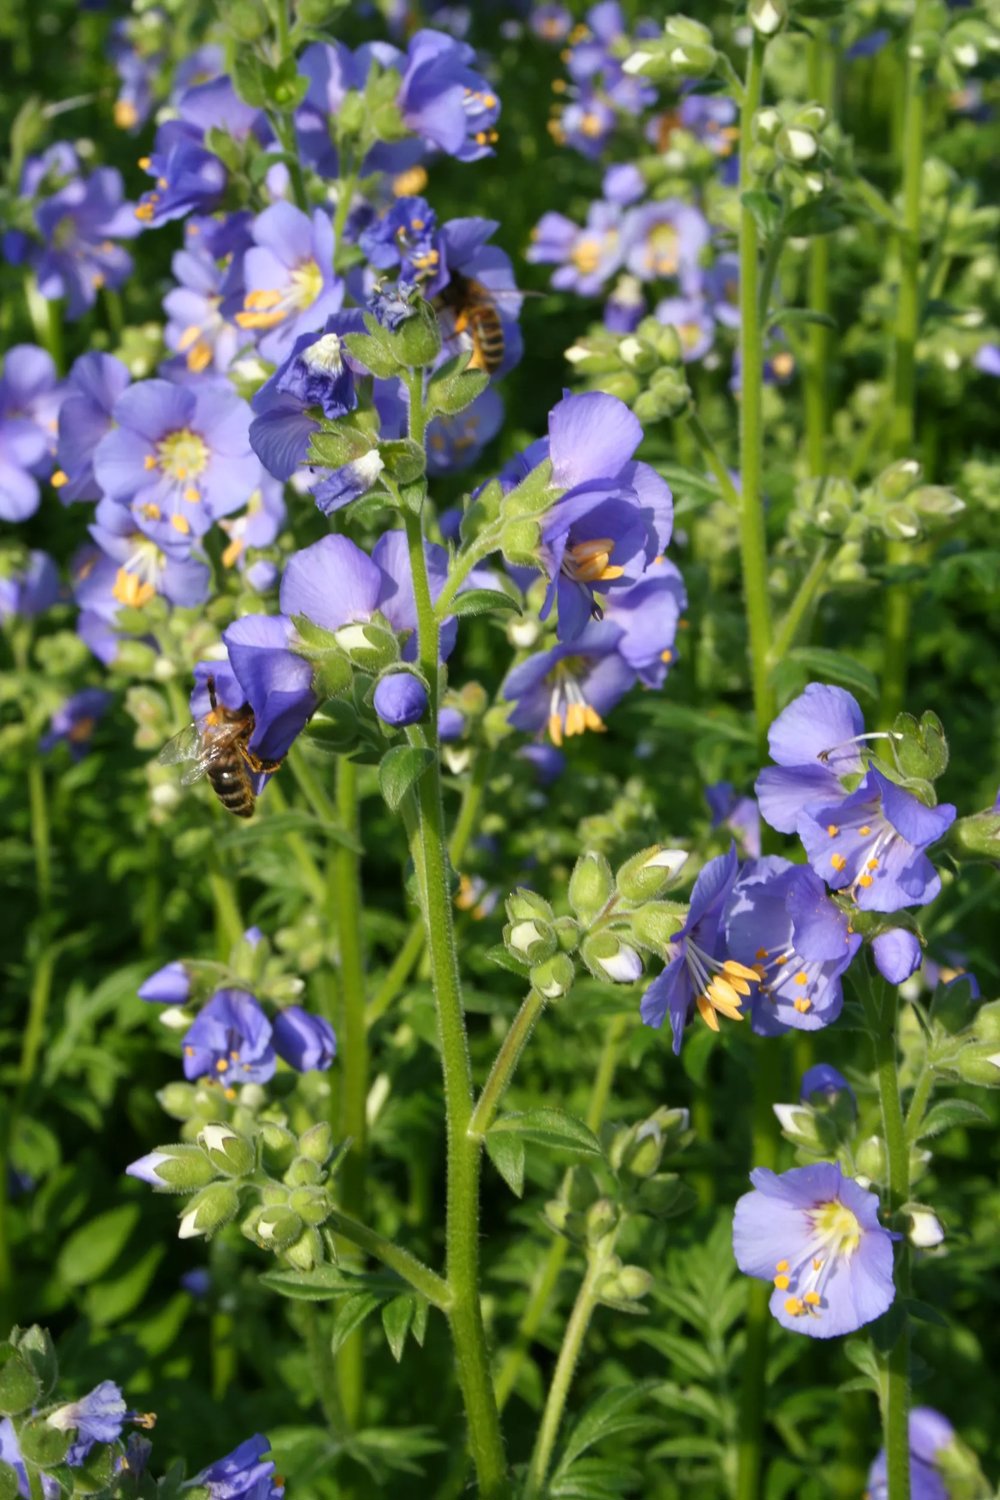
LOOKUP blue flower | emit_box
[249,314,366,482]
[640,846,758,1052]
[40,689,112,759]
[0,345,63,522]
[755,683,871,834]
[272,1007,336,1072]
[134,77,260,227]
[235,203,344,363]
[0,550,60,621]
[528,201,623,295]
[221,613,318,764]
[872,927,923,983]
[29,169,138,320]
[192,1435,283,1500]
[800,1064,856,1113]
[725,857,861,1035]
[54,352,131,504]
[182,989,276,1086]
[867,1407,956,1500]
[47,1381,127,1466]
[398,30,501,163]
[503,622,638,746]
[360,196,443,284]
[733,1162,896,1337]
[705,781,761,858]
[621,199,711,286]
[374,672,429,727]
[163,243,241,377]
[139,960,191,1005]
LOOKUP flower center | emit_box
[52,214,78,251]
[157,428,209,482]
[546,662,605,747]
[774,1198,862,1319]
[646,225,679,276]
[562,538,625,585]
[236,258,323,330]
[683,939,758,1032]
[572,235,605,274]
[753,944,816,1014]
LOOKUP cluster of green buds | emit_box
[926,9,1000,91]
[618,16,718,82]
[789,459,963,548]
[565,317,692,421]
[132,1118,343,1270]
[749,101,837,199]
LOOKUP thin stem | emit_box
[365,923,426,1028]
[208,863,244,957]
[881,17,927,726]
[403,506,509,1498]
[904,1064,934,1145]
[873,980,912,1500]
[333,756,368,1428]
[332,169,358,268]
[288,746,338,822]
[28,758,51,912]
[769,543,832,662]
[494,1014,628,1412]
[523,1238,617,1500]
[325,1208,451,1308]
[737,33,776,749]
[804,32,836,474]
[736,1041,783,1500]
[264,777,328,906]
[469,990,547,1139]
[684,411,741,508]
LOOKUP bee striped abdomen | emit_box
[208,759,255,817]
[466,305,505,374]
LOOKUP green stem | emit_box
[333,756,368,1428]
[365,923,426,1028]
[737,33,776,749]
[881,18,927,726]
[804,33,835,474]
[265,777,328,905]
[325,1208,451,1308]
[736,1041,783,1500]
[469,990,547,1138]
[288,746,338,822]
[769,543,832,662]
[903,1064,934,1144]
[403,507,509,1498]
[523,1236,618,1500]
[28,758,51,912]
[494,1014,628,1412]
[208,863,244,956]
[873,981,912,1500]
[684,411,741,508]
[332,169,358,267]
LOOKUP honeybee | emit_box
[158,674,281,818]
[435,272,540,378]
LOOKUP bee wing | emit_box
[159,721,237,785]
[157,722,203,768]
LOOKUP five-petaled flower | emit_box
[733,1162,896,1337]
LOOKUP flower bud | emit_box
[773,1103,825,1150]
[530,952,576,1000]
[881,503,921,540]
[587,370,641,404]
[507,888,555,923]
[283,1226,324,1271]
[504,918,557,964]
[197,1123,256,1178]
[616,845,688,901]
[617,335,658,374]
[753,107,782,145]
[749,0,786,35]
[568,851,614,924]
[388,299,442,368]
[178,1183,241,1240]
[877,457,922,500]
[972,999,1000,1043]
[156,1082,203,1121]
[259,1122,298,1171]
[947,809,1000,861]
[126,1145,218,1193]
[284,1155,323,1188]
[952,1044,1000,1088]
[254,1207,305,1250]
[599,1263,654,1302]
[581,932,643,983]
[585,1197,618,1246]
[908,485,964,523]
[630,902,687,951]
[907,1207,945,1248]
[854,1134,887,1184]
[374,672,429,728]
[632,366,691,421]
[564,336,622,375]
[776,126,819,164]
[298,1121,334,1164]
[287,1186,331,1224]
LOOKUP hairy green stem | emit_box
[333,756,368,1428]
[523,1232,619,1500]
[325,1208,451,1308]
[874,981,912,1500]
[881,18,927,726]
[737,34,776,748]
[403,506,509,1497]
[769,543,832,662]
[469,990,547,1138]
[736,1041,783,1500]
[804,33,835,474]
[494,1014,628,1412]
[27,758,51,913]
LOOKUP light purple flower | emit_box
[235,203,344,363]
[528,201,623,295]
[221,613,318,764]
[0,550,60,620]
[503,621,638,746]
[398,30,501,163]
[0,345,63,522]
[272,1007,336,1071]
[974,343,1000,376]
[872,928,923,984]
[139,961,191,1005]
[754,683,868,835]
[164,244,242,376]
[32,169,138,319]
[800,1064,856,1112]
[48,1381,127,1465]
[733,1162,896,1337]
[621,200,710,286]
[54,352,131,504]
[182,989,275,1085]
[867,1407,956,1500]
[40,688,112,759]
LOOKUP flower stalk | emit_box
[873,977,912,1500]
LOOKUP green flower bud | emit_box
[568,850,615,923]
[254,1207,305,1250]
[908,485,964,524]
[16,1417,69,1470]
[952,1044,1000,1088]
[178,1183,241,1240]
[881,503,921,541]
[530,952,576,1000]
[542,1199,576,1238]
[283,1155,323,1188]
[133,1145,219,1193]
[585,1197,618,1246]
[284,1226,324,1271]
[259,1122,298,1171]
[633,1172,697,1219]
[747,143,776,178]
[500,519,541,569]
[507,888,555,923]
[601,1263,654,1302]
[581,931,643,984]
[616,845,688,901]
[854,1134,887,1182]
[773,1102,825,1150]
[564,336,622,376]
[633,366,692,421]
[630,902,687,950]
[947,808,1000,861]
[287,1186,331,1225]
[298,1122,334,1164]
[753,107,782,146]
[972,999,1000,1043]
[504,918,557,964]
[776,125,819,164]
[388,300,442,368]
[587,370,641,404]
[617,334,659,373]
[227,0,267,40]
[553,916,581,952]
[793,103,827,133]
[333,621,399,672]
[0,1354,41,1416]
[197,1123,256,1178]
[877,458,923,500]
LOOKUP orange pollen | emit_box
[831,853,847,871]
[827,824,840,837]
[859,824,872,835]
[51,469,68,488]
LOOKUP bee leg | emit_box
[240,746,284,775]
[452,310,469,334]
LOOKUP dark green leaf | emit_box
[776,647,879,702]
[381,1295,415,1362]
[57,1204,139,1286]
[488,1108,601,1157]
[330,1292,382,1355]
[915,1098,990,1139]
[449,588,521,619]
[741,190,783,239]
[485,1131,525,1197]
[378,746,436,812]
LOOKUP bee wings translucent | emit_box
[157,719,243,786]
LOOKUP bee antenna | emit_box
[590,601,604,622]
[207,674,218,713]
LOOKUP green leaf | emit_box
[488,1108,602,1158]
[378,746,436,812]
[485,944,529,976]
[776,647,879,702]
[783,200,848,236]
[915,1098,990,1139]
[485,1131,525,1197]
[381,1295,415,1362]
[449,588,521,619]
[741,190,783,239]
[84,1243,165,1325]
[57,1204,140,1287]
[330,1292,382,1355]
[766,306,838,331]
[260,1265,400,1301]
[554,1384,661,1477]
[232,52,271,108]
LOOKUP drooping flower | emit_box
[182,989,276,1086]
[800,1064,856,1112]
[94,379,261,549]
[192,1435,284,1500]
[798,768,956,912]
[54,352,131,503]
[47,1382,127,1466]
[235,203,344,363]
[221,614,318,764]
[0,550,60,620]
[139,960,191,1005]
[249,313,366,482]
[272,1007,336,1071]
[755,682,870,834]
[866,1407,957,1500]
[725,857,861,1034]
[732,1162,896,1337]
[398,30,501,163]
[640,846,758,1052]
[40,689,112,759]
[872,927,923,984]
[134,77,260,227]
[502,622,638,746]
[163,243,242,377]
[29,169,138,319]
[0,345,63,522]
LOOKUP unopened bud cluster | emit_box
[566,316,692,421]
[790,458,963,547]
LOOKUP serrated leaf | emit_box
[488,1108,602,1158]
[381,1295,415,1362]
[915,1098,989,1139]
[330,1292,382,1355]
[485,1130,525,1197]
[555,1383,660,1477]
[259,1265,400,1301]
[378,745,436,812]
[449,588,521,619]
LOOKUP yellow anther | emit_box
[140,502,162,520]
[866,859,879,871]
[134,202,155,222]
[859,824,872,835]
[224,1087,236,1100]
[184,1046,194,1056]
[51,469,68,488]
[776,1259,789,1272]
[660,648,673,663]
[793,997,812,1013]
[170,514,191,535]
[215,1058,229,1073]
[112,569,155,608]
[221,538,243,569]
[827,824,840,837]
[695,993,720,1032]
[784,1297,805,1316]
[723,959,760,984]
[774,1274,790,1290]
[583,705,605,733]
[794,972,808,986]
[774,955,788,966]
[831,852,847,872]
[548,711,564,747]
[114,99,138,129]
[803,1291,821,1306]
[858,874,873,888]
[137,156,151,170]
[184,486,200,502]
[812,1258,823,1271]
[143,454,157,470]
[392,166,428,196]
[772,352,795,379]
[756,948,769,960]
